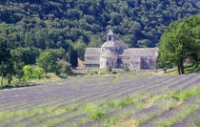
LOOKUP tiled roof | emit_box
[121,48,158,57]
[84,48,101,57]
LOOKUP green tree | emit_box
[0,37,11,63]
[0,61,13,85]
[11,48,25,83]
[36,51,56,78]
[159,15,200,74]
[45,48,66,60]
[0,37,12,85]
[68,46,78,68]
[73,40,86,60]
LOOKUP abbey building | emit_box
[84,30,158,69]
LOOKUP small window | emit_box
[108,36,112,41]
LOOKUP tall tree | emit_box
[0,37,10,63]
[36,51,56,78]
[0,37,12,85]
[73,40,86,60]
[68,46,78,68]
[159,15,200,74]
[11,48,25,83]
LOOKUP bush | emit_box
[112,71,117,74]
[33,67,44,79]
[55,61,72,76]
[106,66,112,73]
[23,65,33,80]
[123,67,130,72]
[23,65,44,80]
[94,71,98,75]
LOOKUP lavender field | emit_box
[0,73,200,127]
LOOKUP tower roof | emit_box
[107,29,114,36]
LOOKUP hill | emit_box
[0,0,200,50]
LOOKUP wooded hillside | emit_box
[0,0,200,49]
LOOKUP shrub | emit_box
[23,65,33,80]
[123,67,130,72]
[112,71,117,74]
[94,71,98,75]
[55,61,72,76]
[106,66,112,73]
[33,67,44,79]
[23,65,44,80]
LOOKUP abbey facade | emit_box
[84,30,158,69]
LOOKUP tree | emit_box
[73,40,86,60]
[11,47,40,65]
[0,37,11,63]
[45,48,66,60]
[159,15,200,74]
[36,51,56,78]
[186,15,200,64]
[0,61,13,85]
[68,46,78,68]
[9,47,39,83]
[0,37,12,85]
[11,48,25,83]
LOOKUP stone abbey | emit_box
[84,30,158,69]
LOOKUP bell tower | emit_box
[107,29,115,41]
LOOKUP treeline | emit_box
[0,0,199,49]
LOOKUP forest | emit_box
[0,0,200,86]
[0,0,200,49]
